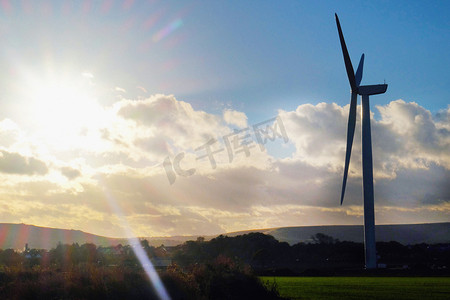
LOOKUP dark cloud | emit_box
[60,167,81,180]
[0,150,48,175]
[375,163,450,206]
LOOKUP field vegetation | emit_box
[261,276,450,300]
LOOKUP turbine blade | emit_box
[340,91,357,205]
[335,13,356,91]
[355,54,364,87]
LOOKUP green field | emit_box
[260,276,450,300]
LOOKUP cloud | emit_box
[223,109,248,128]
[134,135,170,157]
[0,150,48,175]
[82,72,94,79]
[137,86,148,93]
[374,100,450,171]
[115,86,126,93]
[60,167,82,180]
[0,119,21,147]
[0,94,448,237]
[279,102,347,170]
[279,100,450,178]
[116,94,228,151]
[375,163,450,206]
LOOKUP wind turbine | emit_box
[335,13,387,269]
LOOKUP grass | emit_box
[260,276,450,300]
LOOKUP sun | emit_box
[22,70,106,148]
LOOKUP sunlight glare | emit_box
[24,71,106,148]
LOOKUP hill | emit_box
[225,222,450,245]
[0,223,123,250]
[0,222,448,250]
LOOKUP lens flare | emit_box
[103,188,171,300]
[153,18,183,42]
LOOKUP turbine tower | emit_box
[335,13,387,269]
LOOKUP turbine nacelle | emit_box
[358,84,388,95]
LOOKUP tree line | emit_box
[172,233,450,274]
[0,232,449,273]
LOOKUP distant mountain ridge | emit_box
[0,223,122,250]
[0,223,200,250]
[225,222,450,245]
[0,222,448,250]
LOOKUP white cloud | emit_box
[0,119,22,147]
[279,102,347,170]
[82,72,94,79]
[116,94,229,151]
[223,109,248,128]
[374,100,450,171]
[137,86,148,93]
[115,86,126,93]
[280,100,450,178]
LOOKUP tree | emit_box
[0,249,23,267]
[311,233,338,245]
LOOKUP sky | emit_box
[0,0,448,238]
